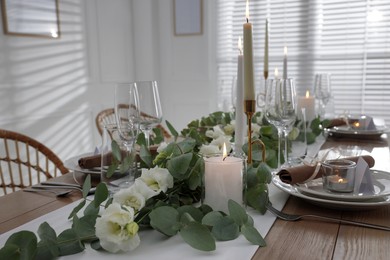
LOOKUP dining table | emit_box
[1,134,390,259]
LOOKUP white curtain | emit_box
[217,0,390,124]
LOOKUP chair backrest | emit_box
[0,129,68,195]
[95,106,172,139]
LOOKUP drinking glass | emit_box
[134,81,163,148]
[313,73,332,117]
[264,78,297,169]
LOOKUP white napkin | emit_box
[354,157,375,194]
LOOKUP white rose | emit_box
[134,167,174,199]
[205,129,214,139]
[211,136,232,153]
[212,125,225,139]
[95,203,140,253]
[113,186,146,212]
[199,144,220,156]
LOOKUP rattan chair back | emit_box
[0,129,68,195]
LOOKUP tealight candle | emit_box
[203,143,244,213]
[322,159,356,193]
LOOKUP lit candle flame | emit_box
[338,178,344,183]
[274,68,279,78]
[354,122,360,128]
[284,46,288,55]
[238,36,243,55]
[222,143,227,160]
[245,0,249,22]
[306,90,310,98]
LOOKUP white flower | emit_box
[113,186,146,212]
[206,126,225,139]
[199,144,220,156]
[157,142,168,153]
[224,124,234,136]
[95,203,140,253]
[211,135,232,153]
[134,167,174,199]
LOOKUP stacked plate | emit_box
[272,169,390,210]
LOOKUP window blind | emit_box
[217,0,390,125]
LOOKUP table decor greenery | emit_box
[0,111,326,259]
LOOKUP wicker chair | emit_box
[95,106,171,139]
[0,129,69,195]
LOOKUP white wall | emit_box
[0,0,217,163]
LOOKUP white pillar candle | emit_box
[243,0,255,100]
[234,37,245,154]
[297,90,316,122]
[283,46,288,80]
[204,156,244,213]
[264,19,269,79]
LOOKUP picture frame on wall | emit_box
[1,0,60,38]
[174,0,202,36]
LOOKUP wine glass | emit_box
[114,82,140,154]
[264,78,297,169]
[313,73,332,117]
[134,81,163,148]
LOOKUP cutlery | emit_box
[40,181,82,188]
[24,188,72,197]
[32,184,96,195]
[266,202,390,231]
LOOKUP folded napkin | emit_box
[278,155,375,185]
[326,118,347,128]
[78,153,112,169]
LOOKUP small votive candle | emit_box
[321,159,356,193]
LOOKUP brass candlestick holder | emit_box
[244,100,266,164]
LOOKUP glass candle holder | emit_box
[203,154,246,213]
[321,159,356,193]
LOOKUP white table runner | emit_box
[0,184,288,260]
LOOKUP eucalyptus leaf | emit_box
[68,200,86,219]
[1,231,37,260]
[228,200,248,227]
[152,127,164,144]
[140,145,152,167]
[212,216,240,241]
[90,239,102,251]
[37,222,59,258]
[119,154,134,173]
[149,206,180,236]
[256,162,272,184]
[136,132,146,147]
[177,205,204,222]
[241,224,266,246]
[202,211,223,227]
[246,184,269,214]
[106,162,119,179]
[166,153,193,180]
[188,157,204,190]
[111,140,122,161]
[94,183,109,208]
[180,222,216,251]
[83,201,100,216]
[180,212,195,225]
[57,229,84,256]
[82,174,91,198]
[166,120,179,138]
[72,215,97,241]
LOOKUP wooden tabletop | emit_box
[253,135,390,260]
[1,136,390,259]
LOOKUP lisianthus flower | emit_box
[210,135,232,152]
[95,203,140,253]
[223,124,234,136]
[205,125,225,139]
[113,186,146,212]
[134,167,174,199]
[199,144,220,156]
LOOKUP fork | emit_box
[266,202,390,231]
[24,188,72,197]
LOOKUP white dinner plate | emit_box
[272,174,390,210]
[325,125,388,139]
[295,170,390,201]
[64,153,101,175]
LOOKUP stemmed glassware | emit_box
[264,78,297,169]
[134,81,163,148]
[313,73,332,117]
